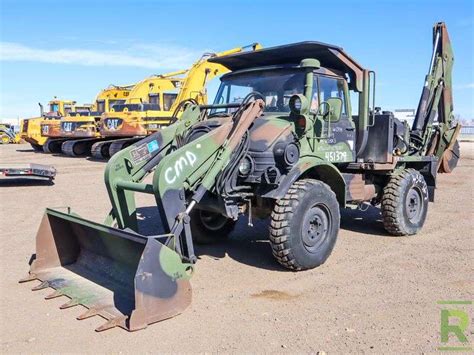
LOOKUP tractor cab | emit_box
[207,42,372,166]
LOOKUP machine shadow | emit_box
[86,156,108,162]
[0,178,54,186]
[15,148,41,153]
[136,206,284,271]
[136,203,391,272]
[340,205,390,236]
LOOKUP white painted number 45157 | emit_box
[325,151,348,162]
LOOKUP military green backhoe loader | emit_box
[21,23,459,332]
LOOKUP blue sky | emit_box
[0,0,473,121]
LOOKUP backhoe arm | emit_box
[411,22,461,172]
[413,22,454,134]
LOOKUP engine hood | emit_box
[248,117,293,152]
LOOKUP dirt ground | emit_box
[0,142,472,353]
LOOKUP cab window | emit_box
[148,93,160,109]
[317,76,347,118]
[50,103,59,112]
[163,93,178,111]
[64,105,73,115]
[108,99,125,111]
[310,76,320,113]
[212,69,306,114]
[97,100,106,113]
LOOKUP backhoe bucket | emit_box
[20,208,193,332]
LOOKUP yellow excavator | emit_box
[91,43,262,159]
[40,85,134,155]
[20,99,76,151]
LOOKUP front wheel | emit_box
[381,169,429,236]
[269,179,340,271]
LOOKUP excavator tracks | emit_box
[90,138,142,159]
[62,138,100,157]
[91,140,113,160]
[43,138,67,154]
[109,138,142,157]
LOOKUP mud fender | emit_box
[263,156,346,206]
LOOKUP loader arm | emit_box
[104,98,263,258]
[104,104,204,230]
[411,22,461,172]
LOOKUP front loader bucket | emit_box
[20,208,193,332]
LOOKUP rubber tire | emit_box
[381,169,429,236]
[269,179,340,271]
[190,208,236,244]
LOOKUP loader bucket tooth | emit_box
[22,208,193,332]
[77,307,100,320]
[19,273,37,283]
[45,290,63,300]
[95,315,128,332]
[60,299,80,309]
[31,280,50,291]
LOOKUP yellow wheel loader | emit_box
[40,85,134,156]
[20,99,77,151]
[91,43,262,159]
[0,123,21,144]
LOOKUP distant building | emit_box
[394,109,416,127]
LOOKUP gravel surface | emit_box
[0,142,472,353]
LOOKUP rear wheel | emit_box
[269,179,340,271]
[190,209,236,244]
[381,169,429,236]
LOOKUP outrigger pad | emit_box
[20,208,193,332]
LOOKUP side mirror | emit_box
[320,98,343,122]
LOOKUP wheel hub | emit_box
[406,188,423,223]
[302,206,330,252]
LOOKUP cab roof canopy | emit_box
[208,41,366,92]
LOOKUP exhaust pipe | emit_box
[38,103,44,116]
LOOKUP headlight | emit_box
[238,156,253,177]
[289,94,309,115]
[293,97,302,111]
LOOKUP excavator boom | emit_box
[93,44,262,159]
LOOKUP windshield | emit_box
[97,100,106,113]
[163,93,178,111]
[108,99,125,110]
[212,69,306,113]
